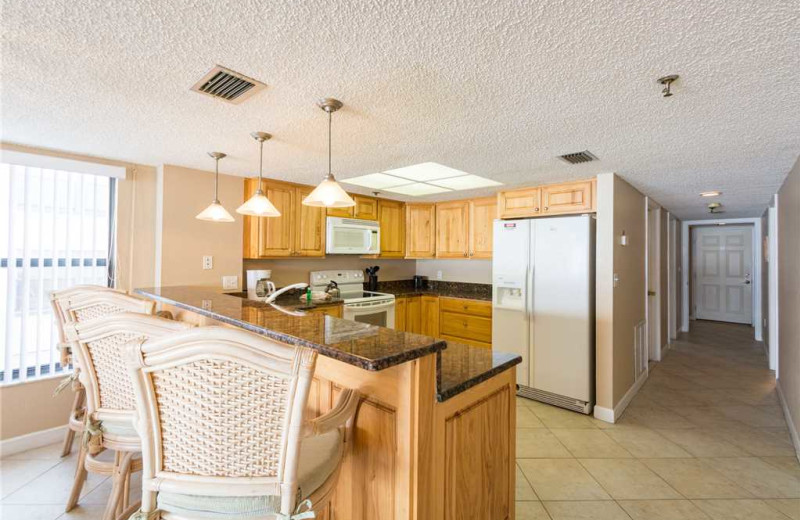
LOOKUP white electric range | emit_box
[309,270,396,328]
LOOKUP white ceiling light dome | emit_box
[303,98,355,208]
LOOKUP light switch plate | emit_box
[202,256,213,270]
[222,275,238,290]
[436,270,443,280]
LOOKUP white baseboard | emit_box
[777,380,800,462]
[593,371,649,424]
[0,425,67,458]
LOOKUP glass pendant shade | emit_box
[237,189,281,216]
[196,151,234,223]
[196,200,235,222]
[303,98,355,208]
[303,173,355,207]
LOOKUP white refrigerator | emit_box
[492,215,595,414]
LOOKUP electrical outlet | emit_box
[202,256,213,270]
[613,273,620,287]
[436,270,443,280]
[222,275,238,290]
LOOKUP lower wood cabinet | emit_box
[304,304,343,319]
[438,297,492,349]
[420,295,439,337]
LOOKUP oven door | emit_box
[342,299,395,328]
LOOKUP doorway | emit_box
[692,225,754,324]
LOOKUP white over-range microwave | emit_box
[326,217,380,255]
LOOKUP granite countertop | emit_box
[134,286,519,401]
[372,280,492,301]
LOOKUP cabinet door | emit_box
[353,195,378,220]
[497,187,541,218]
[294,186,326,257]
[327,205,354,218]
[420,295,439,337]
[378,200,406,258]
[541,180,593,215]
[406,296,421,334]
[394,297,407,332]
[405,203,436,259]
[257,181,295,257]
[436,201,470,258]
[469,197,497,259]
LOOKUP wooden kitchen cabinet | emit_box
[540,179,594,215]
[420,295,439,337]
[243,179,325,258]
[436,200,470,258]
[405,203,436,259]
[406,295,421,334]
[469,196,497,259]
[497,186,541,219]
[394,296,407,331]
[326,194,379,220]
[304,304,343,319]
[378,199,406,258]
[439,297,492,349]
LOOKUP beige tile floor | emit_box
[515,321,800,520]
[1,321,798,519]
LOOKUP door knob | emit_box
[744,280,751,285]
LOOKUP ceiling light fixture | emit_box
[657,74,679,97]
[708,202,723,214]
[302,98,355,208]
[237,132,281,216]
[196,152,235,223]
[699,191,721,197]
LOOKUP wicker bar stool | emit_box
[65,312,193,520]
[124,327,361,520]
[50,285,124,457]
[55,290,157,514]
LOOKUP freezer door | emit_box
[492,219,531,386]
[531,215,595,402]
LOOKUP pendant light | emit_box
[236,132,281,216]
[302,98,355,208]
[196,152,235,222]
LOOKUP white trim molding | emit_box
[777,380,800,461]
[0,149,126,179]
[593,370,649,423]
[0,425,68,458]
[680,217,763,340]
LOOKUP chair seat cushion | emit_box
[157,429,343,518]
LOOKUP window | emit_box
[0,162,115,383]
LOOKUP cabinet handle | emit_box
[534,207,539,212]
[544,207,548,211]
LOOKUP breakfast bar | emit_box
[135,286,521,520]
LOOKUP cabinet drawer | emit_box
[439,297,492,317]
[440,312,492,344]
[440,333,492,350]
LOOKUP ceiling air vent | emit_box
[191,65,265,104]
[557,150,598,165]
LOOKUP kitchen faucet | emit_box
[264,282,309,303]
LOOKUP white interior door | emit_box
[693,225,753,324]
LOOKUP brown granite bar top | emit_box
[134,286,519,401]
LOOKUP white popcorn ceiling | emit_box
[2,0,799,220]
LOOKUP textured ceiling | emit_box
[2,0,799,219]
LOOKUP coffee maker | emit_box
[246,270,276,300]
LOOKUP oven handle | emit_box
[344,300,395,310]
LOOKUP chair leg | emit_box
[117,500,141,520]
[65,441,88,512]
[103,451,134,520]
[61,388,85,457]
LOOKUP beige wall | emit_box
[244,257,416,288]
[0,378,76,440]
[415,259,492,284]
[596,173,647,411]
[777,156,800,454]
[158,165,244,289]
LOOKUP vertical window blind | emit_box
[0,162,114,384]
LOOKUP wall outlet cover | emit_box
[222,275,238,290]
[436,270,443,280]
[202,255,213,270]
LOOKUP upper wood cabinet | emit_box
[405,203,436,259]
[327,194,379,220]
[498,178,596,219]
[497,187,541,219]
[243,179,325,258]
[540,179,594,215]
[377,199,405,258]
[469,197,497,259]
[436,200,470,258]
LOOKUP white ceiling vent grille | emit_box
[191,66,265,104]
[557,150,598,165]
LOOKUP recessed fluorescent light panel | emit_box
[384,183,452,196]
[341,173,411,189]
[385,162,468,182]
[341,162,502,197]
[429,174,502,190]
[700,191,722,197]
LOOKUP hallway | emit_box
[515,320,800,519]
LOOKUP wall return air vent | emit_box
[191,66,266,104]
[557,150,598,165]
